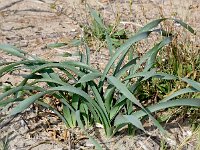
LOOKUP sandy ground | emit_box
[0,0,199,149]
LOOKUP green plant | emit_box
[81,9,128,49]
[0,8,200,149]
[0,137,9,150]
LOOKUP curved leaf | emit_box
[133,98,200,118]
[161,87,199,102]
[10,92,46,116]
[0,44,27,59]
[114,115,145,131]
[181,77,200,91]
[138,18,166,33]
[100,31,151,88]
[78,72,102,83]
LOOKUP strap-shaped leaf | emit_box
[133,98,200,118]
[47,43,67,48]
[78,72,102,83]
[161,87,199,103]
[124,70,178,81]
[107,76,143,108]
[88,6,106,30]
[173,19,195,34]
[0,44,27,59]
[181,77,200,91]
[138,18,166,33]
[99,31,151,88]
[107,76,166,133]
[106,33,115,57]
[10,92,46,116]
[76,111,103,150]
[37,101,68,125]
[0,86,44,101]
[114,115,145,131]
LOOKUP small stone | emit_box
[85,140,95,147]
[19,40,29,47]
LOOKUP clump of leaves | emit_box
[0,7,200,149]
[82,10,127,48]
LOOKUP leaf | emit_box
[33,61,99,75]
[181,77,200,91]
[144,36,172,71]
[88,6,106,30]
[107,76,143,108]
[138,18,166,33]
[161,87,199,102]
[63,105,73,127]
[173,19,196,34]
[0,86,44,101]
[124,70,177,81]
[78,72,102,83]
[114,115,145,131]
[100,31,151,88]
[85,44,91,65]
[0,44,27,59]
[128,37,172,76]
[0,97,23,107]
[88,81,111,135]
[10,92,46,116]
[107,76,166,133]
[69,39,83,46]
[115,56,138,78]
[34,78,70,86]
[106,33,115,57]
[133,98,200,118]
[47,43,67,48]
[76,111,103,150]
[37,101,68,125]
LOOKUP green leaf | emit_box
[63,105,73,127]
[0,97,23,107]
[0,86,44,101]
[106,33,115,57]
[107,76,166,133]
[88,81,111,136]
[114,115,145,131]
[107,76,143,108]
[124,70,177,81]
[32,61,99,75]
[115,56,138,78]
[78,72,102,83]
[0,44,27,59]
[76,111,103,150]
[173,19,196,34]
[181,77,200,91]
[85,44,91,65]
[34,78,70,86]
[69,39,83,46]
[138,18,166,33]
[10,92,46,116]
[88,6,106,30]
[100,31,151,88]
[144,36,172,71]
[161,87,199,102]
[133,98,200,118]
[37,101,68,125]
[47,43,67,48]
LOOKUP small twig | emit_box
[0,0,24,11]
[0,115,17,129]
[120,21,143,27]
[68,131,71,150]
[27,140,51,150]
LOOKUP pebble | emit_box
[85,140,95,147]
